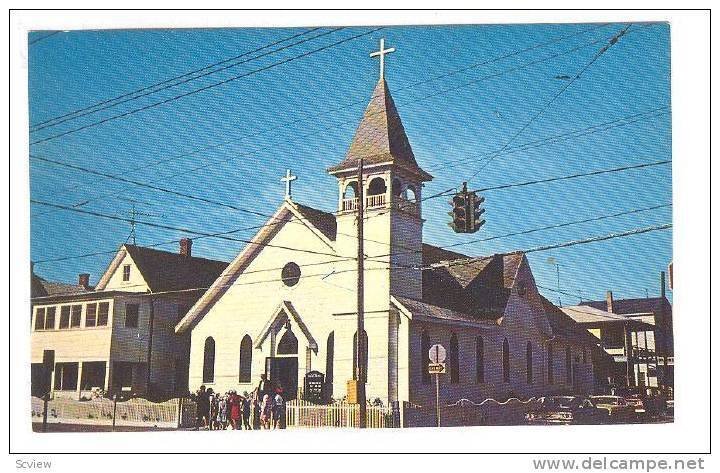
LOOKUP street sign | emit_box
[429,344,446,364]
[428,363,446,374]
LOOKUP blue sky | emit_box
[28,22,672,304]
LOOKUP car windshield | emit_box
[593,396,622,405]
[544,396,578,408]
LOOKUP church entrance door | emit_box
[265,357,298,400]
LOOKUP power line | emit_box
[34,22,629,204]
[426,105,669,172]
[31,223,672,301]
[34,23,649,215]
[30,198,348,260]
[29,27,383,146]
[468,24,634,182]
[421,159,672,203]
[439,203,671,251]
[33,199,670,276]
[29,27,331,132]
[29,152,425,257]
[29,31,60,47]
[370,201,671,262]
[476,160,670,193]
[33,104,668,220]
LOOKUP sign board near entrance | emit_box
[428,363,446,374]
[303,370,325,403]
[429,344,446,364]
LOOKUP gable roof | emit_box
[327,78,432,181]
[421,244,524,319]
[560,305,630,324]
[293,203,337,241]
[175,201,338,334]
[561,304,656,331]
[580,297,672,316]
[121,245,228,293]
[255,300,318,352]
[540,296,608,348]
[31,272,90,298]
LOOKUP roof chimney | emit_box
[180,238,192,257]
[606,290,614,313]
[78,273,90,289]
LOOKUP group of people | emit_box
[194,374,286,430]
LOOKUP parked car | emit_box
[625,393,646,414]
[589,395,636,421]
[526,396,606,425]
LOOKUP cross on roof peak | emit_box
[281,169,297,200]
[370,38,396,80]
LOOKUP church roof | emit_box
[421,244,524,320]
[293,203,337,242]
[393,296,496,327]
[327,78,432,181]
[123,245,229,293]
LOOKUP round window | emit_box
[281,262,301,287]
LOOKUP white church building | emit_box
[175,41,602,407]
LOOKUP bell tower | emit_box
[327,47,432,307]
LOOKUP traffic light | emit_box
[448,183,470,233]
[448,183,486,234]
[470,194,486,233]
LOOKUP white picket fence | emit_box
[31,396,197,428]
[285,399,398,429]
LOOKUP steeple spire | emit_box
[327,78,432,181]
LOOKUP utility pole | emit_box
[356,158,367,428]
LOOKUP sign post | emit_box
[428,344,447,428]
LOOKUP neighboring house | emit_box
[579,281,674,390]
[560,304,657,389]
[30,239,228,400]
[175,76,603,406]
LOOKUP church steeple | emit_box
[327,78,432,182]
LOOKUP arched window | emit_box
[326,332,334,384]
[406,185,418,202]
[238,335,252,383]
[392,178,403,197]
[502,338,510,382]
[547,344,554,384]
[367,177,387,196]
[476,336,485,383]
[565,346,572,384]
[526,342,533,384]
[277,330,298,355]
[353,330,368,382]
[202,337,215,384]
[421,331,431,384]
[449,334,460,384]
[343,181,358,199]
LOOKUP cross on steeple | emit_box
[370,38,396,80]
[281,169,297,200]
